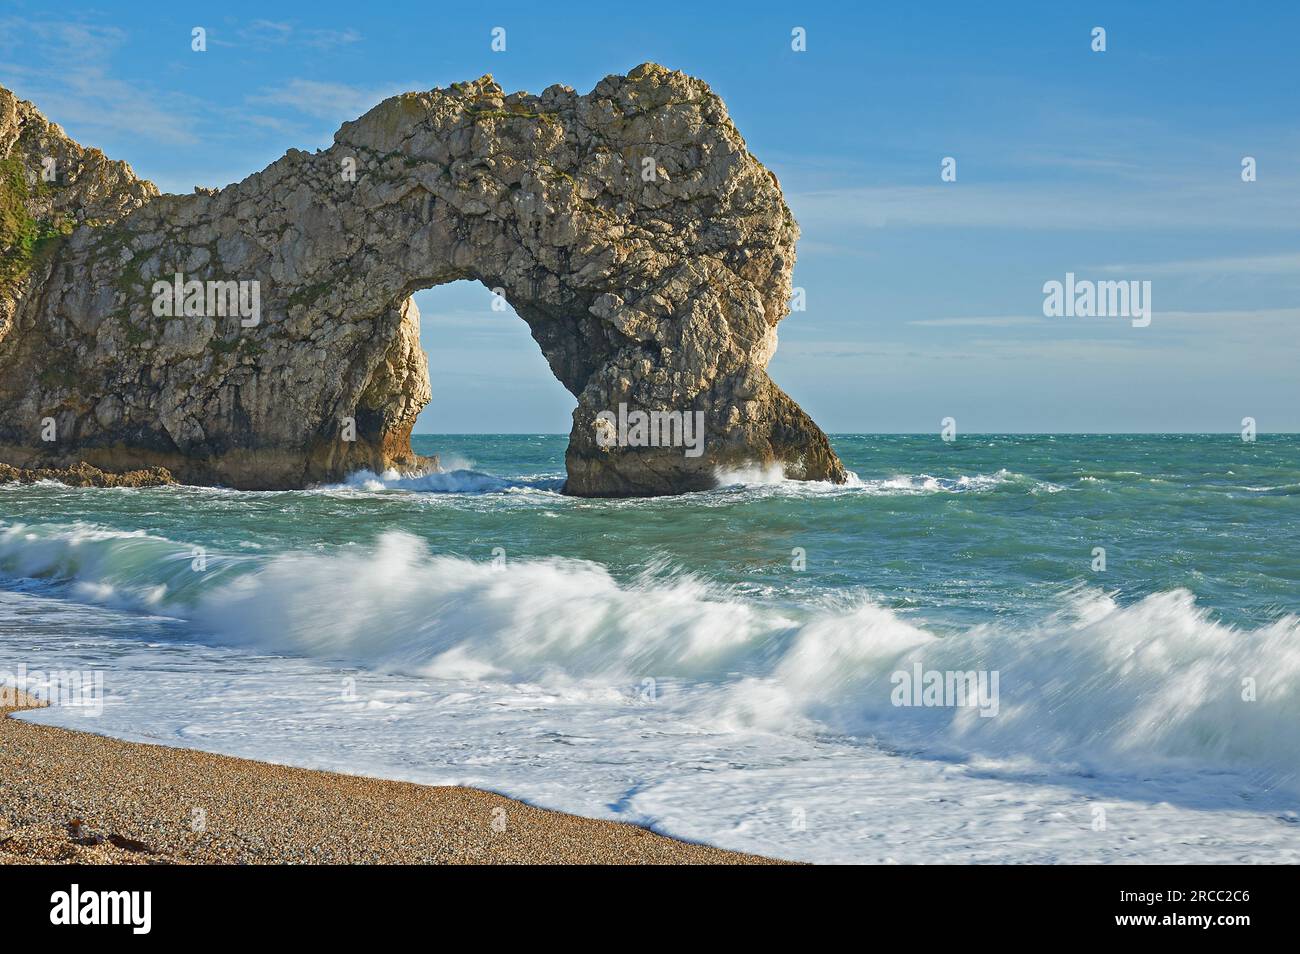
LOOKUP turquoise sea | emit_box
[2,434,1298,862]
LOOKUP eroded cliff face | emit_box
[0,64,845,494]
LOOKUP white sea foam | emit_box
[710,466,1059,496]
[2,522,1297,790]
[336,468,564,495]
[711,463,795,486]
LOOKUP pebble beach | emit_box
[0,693,780,865]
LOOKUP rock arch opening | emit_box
[409,280,575,436]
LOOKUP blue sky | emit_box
[2,1,1296,432]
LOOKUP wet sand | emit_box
[0,693,782,864]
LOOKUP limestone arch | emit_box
[0,65,845,494]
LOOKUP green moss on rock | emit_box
[0,155,69,287]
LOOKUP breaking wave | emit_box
[710,466,1059,495]
[337,468,564,495]
[1,522,1297,788]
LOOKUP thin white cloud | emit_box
[210,20,362,51]
[301,27,362,50]
[0,18,200,145]
[1097,252,1300,276]
[907,316,1039,328]
[907,307,1297,330]
[788,182,1300,232]
[778,336,1176,364]
[1157,307,1299,322]
[242,19,295,44]
[1016,153,1147,175]
[0,16,371,149]
[249,78,407,123]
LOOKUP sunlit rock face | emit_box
[0,64,844,493]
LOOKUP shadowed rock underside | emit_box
[0,64,845,494]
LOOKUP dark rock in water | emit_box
[0,460,175,487]
[0,64,844,495]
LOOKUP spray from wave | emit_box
[336,468,564,495]
[709,465,1058,496]
[1,522,1297,788]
